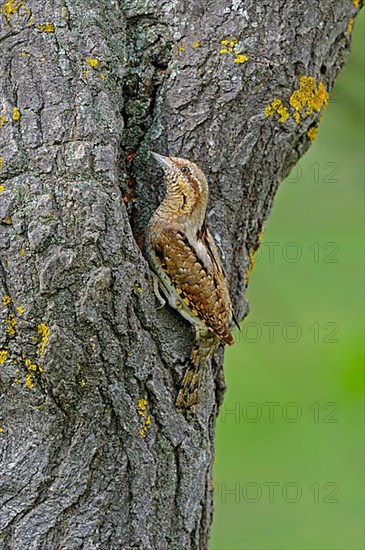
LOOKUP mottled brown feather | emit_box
[153,227,233,345]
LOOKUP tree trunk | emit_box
[0,1,361,548]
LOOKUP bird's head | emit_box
[151,152,209,218]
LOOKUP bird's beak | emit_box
[150,151,175,171]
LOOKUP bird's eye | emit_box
[181,166,190,174]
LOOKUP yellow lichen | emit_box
[266,76,328,126]
[2,295,11,307]
[38,23,55,32]
[37,323,50,356]
[4,216,12,225]
[219,37,238,54]
[140,416,151,438]
[79,379,86,387]
[16,305,25,315]
[289,75,329,124]
[134,282,143,294]
[0,427,4,433]
[0,349,9,364]
[25,373,35,389]
[0,0,23,22]
[178,44,186,53]
[346,18,354,34]
[25,358,41,372]
[265,98,290,123]
[87,57,99,68]
[292,111,301,124]
[6,314,16,336]
[99,72,106,81]
[137,398,147,415]
[233,53,248,64]
[191,41,202,49]
[0,115,7,128]
[19,248,25,257]
[219,37,248,66]
[12,107,21,121]
[0,156,4,169]
[245,248,256,284]
[353,0,360,7]
[258,228,265,242]
[137,398,152,438]
[307,127,318,141]
[0,185,5,194]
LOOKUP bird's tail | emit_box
[175,329,218,412]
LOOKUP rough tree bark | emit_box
[0,1,361,548]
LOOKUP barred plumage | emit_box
[145,152,234,411]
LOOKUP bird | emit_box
[145,152,234,411]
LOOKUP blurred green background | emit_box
[211,12,364,550]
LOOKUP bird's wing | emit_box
[153,227,233,345]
